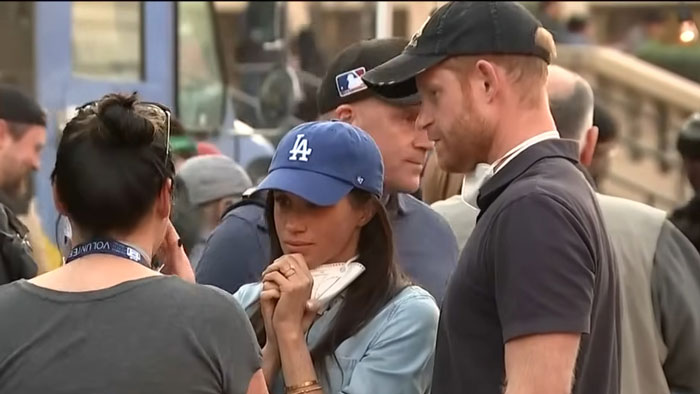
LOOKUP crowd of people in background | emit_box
[535,1,677,53]
[0,2,699,394]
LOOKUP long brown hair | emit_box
[253,188,407,371]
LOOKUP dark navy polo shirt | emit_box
[431,139,620,394]
[195,203,270,294]
[195,193,458,302]
[390,193,459,301]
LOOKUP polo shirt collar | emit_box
[257,212,267,231]
[477,139,580,212]
[385,193,409,216]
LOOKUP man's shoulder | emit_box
[430,194,474,223]
[0,203,15,233]
[496,160,593,216]
[222,202,266,226]
[494,186,575,217]
[205,202,267,253]
[430,194,463,211]
[398,193,454,230]
[596,193,667,253]
[484,183,600,244]
[597,193,666,224]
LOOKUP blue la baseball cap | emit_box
[257,121,384,206]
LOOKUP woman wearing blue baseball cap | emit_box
[234,121,439,394]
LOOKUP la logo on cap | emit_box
[289,134,313,162]
[409,15,431,47]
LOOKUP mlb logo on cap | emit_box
[335,67,368,98]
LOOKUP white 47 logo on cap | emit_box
[289,134,312,162]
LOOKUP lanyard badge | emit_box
[65,239,150,267]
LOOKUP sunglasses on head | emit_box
[76,99,172,166]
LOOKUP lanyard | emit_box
[65,239,149,266]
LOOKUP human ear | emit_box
[580,126,599,167]
[156,178,173,220]
[474,60,500,103]
[335,104,355,123]
[52,183,68,215]
[357,201,377,227]
[0,120,10,150]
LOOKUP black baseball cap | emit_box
[0,85,46,126]
[363,2,555,86]
[316,38,421,115]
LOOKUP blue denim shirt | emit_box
[234,283,439,394]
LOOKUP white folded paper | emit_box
[310,257,366,313]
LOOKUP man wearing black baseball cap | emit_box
[197,38,459,303]
[0,85,45,285]
[315,38,459,302]
[366,3,619,394]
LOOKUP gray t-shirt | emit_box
[0,276,261,394]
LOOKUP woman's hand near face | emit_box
[262,255,322,392]
[158,220,194,282]
[260,280,280,350]
[262,254,314,338]
[260,279,282,387]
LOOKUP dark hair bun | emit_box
[52,92,174,237]
[96,93,155,147]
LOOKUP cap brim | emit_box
[376,91,421,107]
[363,53,447,86]
[257,168,354,207]
[365,75,422,107]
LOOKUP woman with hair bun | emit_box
[0,93,268,394]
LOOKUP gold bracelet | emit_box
[287,385,322,394]
[286,380,319,391]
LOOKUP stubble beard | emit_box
[446,111,492,174]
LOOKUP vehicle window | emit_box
[178,1,225,133]
[72,2,142,80]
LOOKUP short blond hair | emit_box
[535,27,557,62]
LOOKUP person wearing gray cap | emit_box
[175,155,253,269]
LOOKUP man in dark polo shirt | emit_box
[365,2,620,394]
